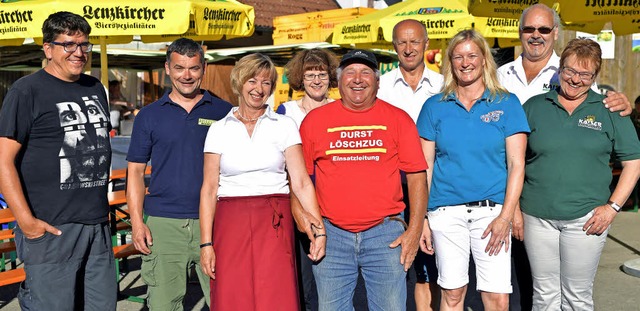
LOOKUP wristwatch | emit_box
[607,200,622,212]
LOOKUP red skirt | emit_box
[210,194,299,311]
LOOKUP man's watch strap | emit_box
[607,200,622,212]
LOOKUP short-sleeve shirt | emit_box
[498,53,598,104]
[521,90,640,220]
[276,100,306,128]
[378,67,444,123]
[0,70,111,225]
[498,53,561,105]
[417,90,530,211]
[127,90,232,218]
[300,99,427,232]
[204,108,301,197]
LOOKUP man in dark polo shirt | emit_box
[126,38,232,310]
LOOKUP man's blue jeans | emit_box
[313,217,407,311]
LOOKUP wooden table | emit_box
[109,166,152,181]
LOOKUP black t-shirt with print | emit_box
[0,69,111,226]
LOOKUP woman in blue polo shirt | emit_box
[416,29,530,310]
[521,38,640,310]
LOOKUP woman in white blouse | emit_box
[276,48,339,127]
[199,53,325,311]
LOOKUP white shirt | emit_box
[498,52,599,105]
[378,66,444,123]
[278,100,308,128]
[278,99,336,129]
[203,107,301,197]
[498,52,562,105]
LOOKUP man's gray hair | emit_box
[520,3,561,30]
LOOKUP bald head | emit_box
[392,19,429,74]
[392,19,428,43]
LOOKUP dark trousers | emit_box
[296,231,319,311]
[15,222,116,311]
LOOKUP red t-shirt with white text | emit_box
[300,99,427,232]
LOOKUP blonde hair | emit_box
[441,29,507,101]
[230,53,278,99]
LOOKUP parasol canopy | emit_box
[469,0,640,36]
[467,0,534,19]
[331,0,519,48]
[0,0,255,84]
[539,0,640,35]
[272,7,376,46]
[332,0,473,44]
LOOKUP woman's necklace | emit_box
[237,110,260,122]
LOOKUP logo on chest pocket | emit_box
[480,110,504,123]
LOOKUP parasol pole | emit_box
[100,36,108,87]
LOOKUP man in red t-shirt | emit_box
[299,49,429,310]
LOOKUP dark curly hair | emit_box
[285,49,339,91]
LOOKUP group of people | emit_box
[0,4,638,311]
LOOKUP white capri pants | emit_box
[523,211,608,311]
[428,204,512,293]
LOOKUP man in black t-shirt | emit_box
[0,12,116,311]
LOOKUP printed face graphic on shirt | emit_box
[56,96,110,188]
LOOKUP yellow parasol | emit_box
[332,0,519,47]
[141,0,254,43]
[474,16,520,40]
[467,0,533,19]
[0,0,191,44]
[468,0,640,39]
[272,7,376,46]
[539,0,640,35]
[0,0,255,84]
[333,0,473,44]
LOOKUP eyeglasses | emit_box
[521,26,556,35]
[303,73,329,81]
[560,67,595,82]
[49,41,93,53]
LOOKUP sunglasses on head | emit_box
[521,26,555,34]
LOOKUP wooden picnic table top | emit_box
[108,190,128,206]
[0,208,15,224]
[109,165,152,181]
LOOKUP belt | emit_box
[464,200,497,207]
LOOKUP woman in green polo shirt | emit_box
[521,38,640,311]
